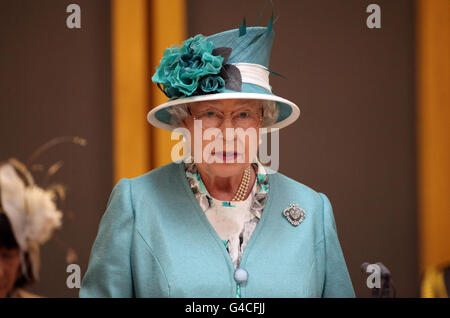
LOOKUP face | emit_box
[0,247,21,298]
[182,98,263,178]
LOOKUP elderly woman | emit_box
[80,22,355,298]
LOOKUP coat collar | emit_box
[182,158,270,219]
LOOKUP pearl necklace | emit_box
[232,166,251,201]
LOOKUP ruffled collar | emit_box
[183,158,270,219]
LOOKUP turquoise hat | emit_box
[148,22,300,132]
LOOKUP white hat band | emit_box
[232,62,272,92]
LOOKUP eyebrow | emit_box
[202,100,258,108]
[193,104,221,112]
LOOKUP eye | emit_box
[205,110,216,118]
[237,111,250,118]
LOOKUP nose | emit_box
[218,116,235,142]
[219,114,233,127]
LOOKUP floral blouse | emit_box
[184,159,270,297]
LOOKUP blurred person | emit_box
[0,161,62,298]
[0,137,83,297]
[0,213,38,298]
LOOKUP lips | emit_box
[213,151,238,160]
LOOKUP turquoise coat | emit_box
[79,162,355,297]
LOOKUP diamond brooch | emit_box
[282,203,306,227]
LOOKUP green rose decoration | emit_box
[152,34,227,98]
[199,75,225,93]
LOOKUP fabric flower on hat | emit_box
[152,34,242,98]
[199,75,226,93]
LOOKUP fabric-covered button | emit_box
[234,268,248,283]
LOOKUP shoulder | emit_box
[127,161,182,193]
[114,162,186,209]
[104,162,182,216]
[268,169,334,233]
[131,161,180,182]
[269,168,327,204]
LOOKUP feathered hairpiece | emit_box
[230,0,283,78]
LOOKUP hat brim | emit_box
[147,83,300,133]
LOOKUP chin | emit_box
[203,162,248,177]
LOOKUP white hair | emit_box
[166,99,279,127]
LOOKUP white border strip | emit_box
[232,63,272,92]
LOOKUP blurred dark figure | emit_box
[0,212,39,298]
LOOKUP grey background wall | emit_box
[0,0,417,297]
[188,0,417,297]
[0,0,112,297]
